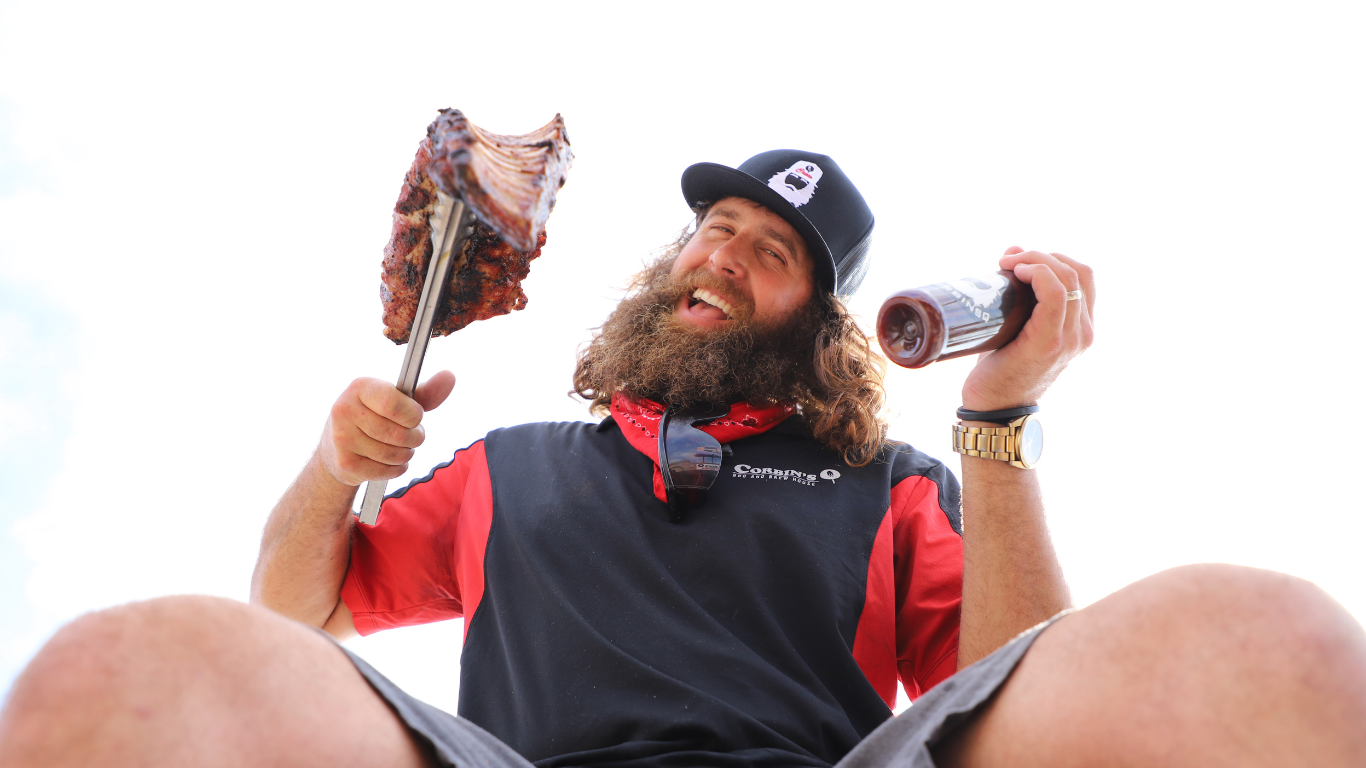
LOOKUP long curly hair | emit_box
[572,208,889,467]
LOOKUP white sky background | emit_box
[1,0,1363,716]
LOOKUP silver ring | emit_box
[1064,289,1084,302]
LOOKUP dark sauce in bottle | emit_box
[876,270,1037,369]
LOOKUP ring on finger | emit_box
[1064,289,1085,302]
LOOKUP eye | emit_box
[763,248,787,265]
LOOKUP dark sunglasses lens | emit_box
[664,421,722,490]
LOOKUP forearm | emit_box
[957,443,1071,668]
[948,247,1093,667]
[250,449,358,628]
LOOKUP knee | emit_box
[4,596,266,715]
[35,594,250,664]
[1107,564,1366,678]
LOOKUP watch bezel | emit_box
[1011,413,1044,469]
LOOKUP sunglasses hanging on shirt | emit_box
[659,404,731,522]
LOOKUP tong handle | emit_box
[357,198,473,525]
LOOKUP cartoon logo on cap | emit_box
[767,161,823,208]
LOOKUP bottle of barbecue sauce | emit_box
[876,270,1037,369]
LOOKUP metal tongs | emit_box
[357,196,476,524]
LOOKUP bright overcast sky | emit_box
[2,0,1363,713]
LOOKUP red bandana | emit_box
[610,392,796,503]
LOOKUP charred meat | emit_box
[380,109,572,344]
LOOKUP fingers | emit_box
[1002,249,1095,354]
[1000,250,1081,293]
[321,378,433,485]
[356,379,425,429]
[414,370,456,412]
[352,404,425,451]
[1012,261,1069,345]
[329,394,419,458]
[328,428,413,482]
[1048,251,1097,320]
[1001,248,1094,320]
[319,416,412,486]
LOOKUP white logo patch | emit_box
[733,464,840,487]
[767,161,823,208]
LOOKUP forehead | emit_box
[704,197,811,264]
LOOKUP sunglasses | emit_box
[658,404,731,522]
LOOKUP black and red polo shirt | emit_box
[341,401,963,768]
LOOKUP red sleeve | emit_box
[340,440,493,637]
[892,474,963,698]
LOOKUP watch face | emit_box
[1019,416,1044,466]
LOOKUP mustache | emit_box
[658,268,755,324]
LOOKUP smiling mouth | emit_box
[688,288,735,320]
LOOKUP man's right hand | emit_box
[319,370,457,486]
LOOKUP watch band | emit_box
[955,405,1039,424]
[952,414,1043,469]
[952,423,1020,461]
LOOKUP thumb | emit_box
[414,370,456,411]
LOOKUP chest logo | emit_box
[733,464,840,486]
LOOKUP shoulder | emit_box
[487,419,611,442]
[385,437,489,502]
[883,440,954,486]
[882,439,962,536]
[484,419,627,459]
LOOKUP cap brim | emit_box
[680,163,836,293]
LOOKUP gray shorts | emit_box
[341,612,1069,768]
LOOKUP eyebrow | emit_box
[706,206,805,263]
[761,225,802,263]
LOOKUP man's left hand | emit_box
[960,247,1096,412]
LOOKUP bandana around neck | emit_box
[610,392,796,504]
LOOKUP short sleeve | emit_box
[892,469,964,698]
[340,439,493,636]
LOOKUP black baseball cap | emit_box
[680,149,874,298]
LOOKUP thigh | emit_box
[341,648,537,768]
[0,595,429,768]
[835,613,1064,768]
[933,564,1366,768]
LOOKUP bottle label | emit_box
[936,275,1010,321]
[932,274,1014,354]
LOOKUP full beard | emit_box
[579,266,824,409]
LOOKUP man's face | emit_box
[670,197,816,332]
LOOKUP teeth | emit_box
[692,288,734,318]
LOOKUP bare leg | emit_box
[935,564,1366,767]
[0,595,429,768]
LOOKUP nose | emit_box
[707,237,748,280]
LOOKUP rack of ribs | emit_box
[380,109,572,344]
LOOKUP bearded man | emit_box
[2,151,1364,768]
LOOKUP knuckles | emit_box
[333,451,368,481]
[1036,337,1067,361]
[378,421,424,449]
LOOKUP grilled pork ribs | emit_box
[380,109,571,344]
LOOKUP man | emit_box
[2,151,1364,768]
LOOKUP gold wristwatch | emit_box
[952,413,1044,469]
